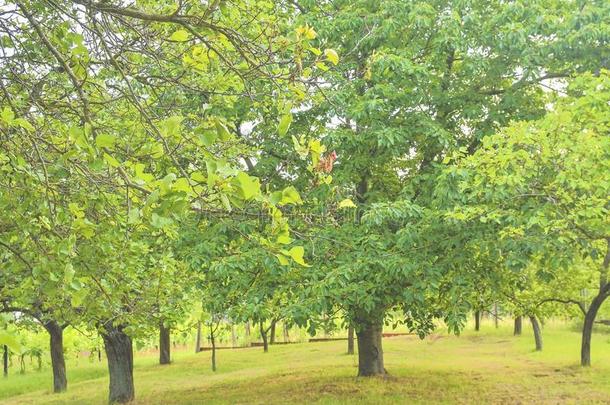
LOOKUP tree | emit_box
[1,0,310,401]
[451,72,609,365]
[286,0,609,375]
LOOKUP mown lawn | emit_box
[1,323,610,404]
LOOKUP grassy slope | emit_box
[1,324,609,405]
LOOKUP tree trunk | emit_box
[231,324,237,347]
[269,321,276,345]
[582,239,610,367]
[494,303,499,328]
[159,322,170,365]
[210,326,217,372]
[513,316,522,336]
[43,321,67,393]
[347,326,355,355]
[102,326,135,403]
[529,316,543,351]
[283,323,289,343]
[3,345,7,377]
[195,321,202,353]
[260,322,268,353]
[474,310,481,331]
[581,292,608,366]
[245,322,251,338]
[356,320,385,376]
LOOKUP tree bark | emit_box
[3,344,7,377]
[269,320,276,345]
[283,322,289,343]
[347,326,355,355]
[260,322,268,353]
[159,322,170,365]
[529,316,543,351]
[582,239,610,367]
[581,292,608,366]
[494,303,499,328]
[210,325,217,372]
[356,320,385,376]
[43,321,67,393]
[195,321,202,353]
[513,316,522,336]
[231,323,237,347]
[474,310,481,331]
[102,325,135,403]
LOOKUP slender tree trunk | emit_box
[231,323,237,347]
[581,292,608,366]
[245,322,251,338]
[102,326,135,403]
[43,321,67,393]
[474,310,481,331]
[195,321,202,353]
[3,345,7,377]
[494,303,499,328]
[283,323,289,343]
[347,326,355,355]
[269,321,276,345]
[159,322,171,365]
[260,322,268,353]
[356,319,385,376]
[529,316,543,351]
[210,325,216,372]
[582,239,610,366]
[98,346,102,362]
[513,316,522,336]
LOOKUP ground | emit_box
[1,323,610,404]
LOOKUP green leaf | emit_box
[159,116,183,138]
[73,218,95,238]
[95,134,116,150]
[287,246,310,267]
[0,107,14,124]
[276,231,291,245]
[324,49,339,65]
[233,172,261,200]
[64,263,75,284]
[150,213,173,229]
[14,118,34,132]
[144,189,160,209]
[160,173,177,194]
[103,153,120,167]
[269,191,283,205]
[199,129,218,147]
[71,289,88,307]
[280,186,302,205]
[275,253,290,266]
[191,171,206,183]
[173,177,191,193]
[215,119,231,141]
[170,29,190,42]
[0,332,21,353]
[278,113,293,137]
[127,208,141,224]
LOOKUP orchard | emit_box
[0,1,608,404]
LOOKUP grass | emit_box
[1,322,610,404]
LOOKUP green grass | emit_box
[1,323,610,404]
